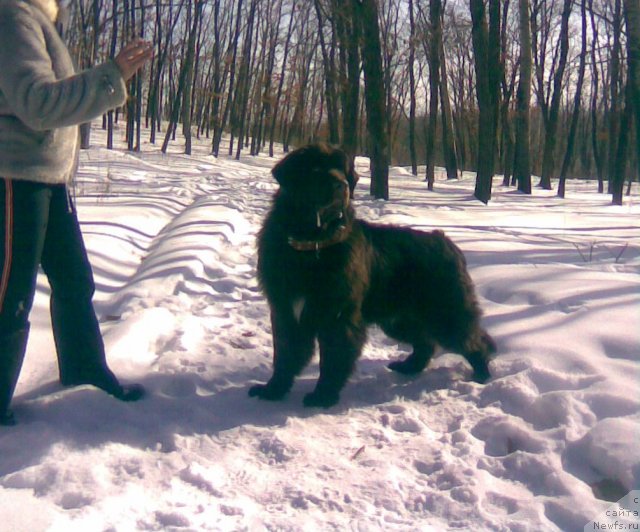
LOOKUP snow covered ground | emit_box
[1,126,639,531]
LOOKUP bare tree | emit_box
[588,0,605,192]
[182,0,203,155]
[558,0,588,198]
[612,0,640,204]
[269,0,297,157]
[314,0,340,144]
[469,0,501,203]
[148,0,185,145]
[439,32,459,181]
[106,0,119,150]
[408,0,418,175]
[425,0,443,190]
[606,0,624,193]
[335,0,360,166]
[513,0,532,193]
[250,0,283,155]
[161,0,201,154]
[232,0,259,159]
[357,0,390,199]
[212,0,244,157]
[58,0,636,204]
[498,0,515,187]
[536,0,572,190]
[623,0,640,182]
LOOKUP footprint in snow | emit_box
[471,416,547,457]
[158,376,197,398]
[153,511,191,529]
[483,492,520,515]
[258,436,298,464]
[525,366,603,393]
[58,491,94,510]
[378,404,424,433]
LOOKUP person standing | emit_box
[0,0,153,425]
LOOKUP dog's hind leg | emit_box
[388,340,436,375]
[380,318,436,375]
[249,310,315,401]
[460,329,496,384]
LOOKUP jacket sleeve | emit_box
[0,3,128,131]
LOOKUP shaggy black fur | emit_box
[249,143,495,408]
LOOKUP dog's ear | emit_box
[345,155,359,199]
[272,146,308,187]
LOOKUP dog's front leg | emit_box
[304,318,366,408]
[249,307,315,401]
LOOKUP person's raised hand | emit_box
[114,40,153,81]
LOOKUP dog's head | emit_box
[270,143,359,245]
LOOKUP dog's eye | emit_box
[333,181,346,191]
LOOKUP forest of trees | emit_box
[61,0,640,204]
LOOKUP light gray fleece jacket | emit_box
[0,0,128,184]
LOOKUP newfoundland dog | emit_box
[249,143,495,408]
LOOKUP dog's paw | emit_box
[303,391,339,408]
[248,383,287,401]
[465,351,492,384]
[387,359,424,375]
[472,368,491,384]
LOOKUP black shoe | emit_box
[61,370,145,402]
[0,409,16,426]
[0,327,30,428]
[110,383,145,402]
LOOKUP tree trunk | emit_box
[538,0,571,190]
[314,0,340,145]
[499,0,514,187]
[213,0,244,157]
[106,0,118,150]
[440,46,459,180]
[269,0,296,157]
[134,0,146,151]
[612,0,640,204]
[253,0,282,155]
[558,0,587,198]
[612,82,632,205]
[344,3,360,164]
[408,0,418,176]
[357,0,389,200]
[161,0,200,154]
[606,0,623,193]
[425,0,443,190]
[182,0,202,155]
[588,0,605,192]
[233,0,258,160]
[335,0,360,169]
[80,0,102,149]
[623,0,640,174]
[149,0,185,145]
[469,0,500,203]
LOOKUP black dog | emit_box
[249,143,495,408]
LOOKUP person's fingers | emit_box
[122,39,151,52]
[115,40,153,80]
[126,48,153,69]
[119,41,153,63]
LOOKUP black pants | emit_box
[0,179,107,377]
